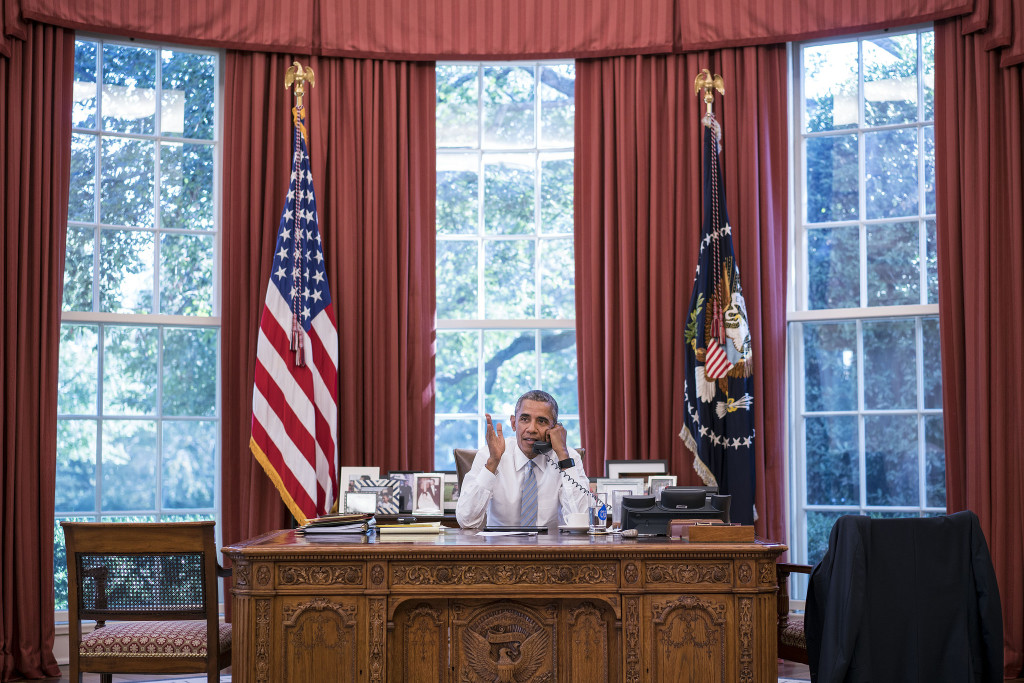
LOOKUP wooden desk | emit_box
[223,529,787,683]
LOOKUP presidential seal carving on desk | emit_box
[460,608,554,682]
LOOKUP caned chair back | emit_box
[62,521,231,683]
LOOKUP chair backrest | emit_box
[453,447,587,490]
[62,521,227,681]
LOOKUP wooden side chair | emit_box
[776,562,813,664]
[62,521,232,683]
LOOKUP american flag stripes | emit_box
[679,113,756,525]
[250,107,339,526]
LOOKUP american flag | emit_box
[250,107,339,526]
[679,113,756,525]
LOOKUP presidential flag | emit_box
[679,113,756,525]
[250,106,339,526]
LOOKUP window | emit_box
[789,28,942,588]
[54,38,221,609]
[434,63,578,470]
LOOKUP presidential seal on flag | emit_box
[679,101,756,525]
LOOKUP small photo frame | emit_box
[648,475,678,501]
[344,491,378,515]
[388,471,416,513]
[595,478,645,525]
[412,472,444,515]
[340,466,381,494]
[604,459,669,480]
[442,471,460,511]
[351,479,401,514]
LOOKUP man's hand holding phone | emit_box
[547,421,569,459]
[484,413,505,473]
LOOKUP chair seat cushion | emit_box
[780,613,806,649]
[80,621,231,658]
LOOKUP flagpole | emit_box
[284,62,316,366]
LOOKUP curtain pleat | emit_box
[221,53,436,559]
[936,18,1024,677]
[0,21,71,683]
[574,47,788,543]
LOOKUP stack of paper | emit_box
[298,513,374,535]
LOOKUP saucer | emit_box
[558,524,590,534]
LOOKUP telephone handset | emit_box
[532,441,606,508]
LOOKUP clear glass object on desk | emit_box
[589,492,608,533]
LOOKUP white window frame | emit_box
[787,27,942,576]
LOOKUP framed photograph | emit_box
[604,459,669,480]
[339,466,381,494]
[648,475,678,501]
[343,491,378,515]
[412,472,444,515]
[442,471,460,511]
[351,479,401,514]
[596,478,645,525]
[387,471,416,513]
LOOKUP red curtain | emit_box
[0,22,72,682]
[221,53,436,551]
[935,18,1024,677]
[574,47,788,542]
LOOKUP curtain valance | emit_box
[12,0,1019,65]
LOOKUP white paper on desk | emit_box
[476,531,538,537]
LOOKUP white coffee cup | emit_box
[565,512,589,527]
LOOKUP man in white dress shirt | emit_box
[456,390,591,529]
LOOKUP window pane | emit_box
[923,126,935,215]
[437,156,479,236]
[162,420,217,508]
[863,319,917,410]
[436,239,478,319]
[806,510,845,565]
[436,330,480,414]
[73,41,97,129]
[160,233,214,315]
[539,64,574,148]
[102,44,156,134]
[55,420,97,512]
[866,222,920,306]
[434,419,478,471]
[922,317,942,410]
[100,137,155,228]
[539,238,574,318]
[101,420,158,510]
[103,326,158,415]
[59,324,98,414]
[437,65,479,148]
[540,156,573,234]
[803,43,858,133]
[163,328,218,416]
[863,34,918,127]
[160,142,214,230]
[925,415,946,508]
[803,322,857,412]
[807,226,859,309]
[161,50,215,139]
[806,134,858,223]
[68,134,96,223]
[540,330,578,414]
[922,33,935,121]
[865,414,918,506]
[483,156,534,235]
[100,228,154,314]
[62,226,95,312]
[483,330,536,412]
[865,128,918,219]
[805,416,859,505]
[483,66,534,148]
[484,240,536,319]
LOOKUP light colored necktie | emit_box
[519,460,538,526]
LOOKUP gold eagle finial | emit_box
[694,69,725,114]
[285,62,316,108]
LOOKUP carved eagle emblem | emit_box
[462,627,549,683]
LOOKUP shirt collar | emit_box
[512,440,545,473]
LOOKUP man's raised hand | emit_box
[484,413,505,473]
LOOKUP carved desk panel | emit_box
[224,529,786,683]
